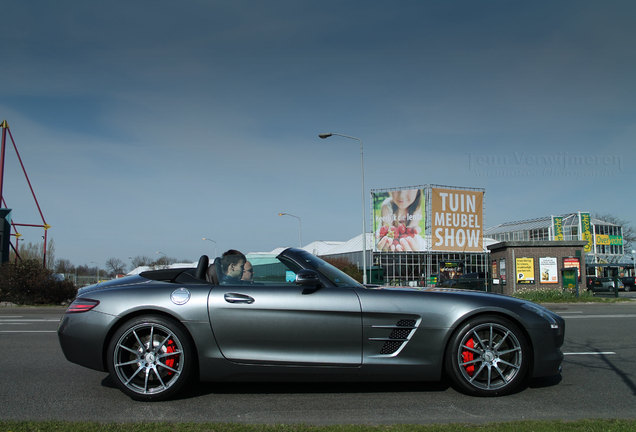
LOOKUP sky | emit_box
[1,0,635,268]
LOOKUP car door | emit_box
[208,282,362,366]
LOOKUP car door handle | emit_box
[224,293,255,304]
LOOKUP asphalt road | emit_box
[1,299,636,425]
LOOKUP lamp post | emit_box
[318,132,367,284]
[202,237,218,258]
[278,212,303,247]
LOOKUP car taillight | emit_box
[66,298,100,313]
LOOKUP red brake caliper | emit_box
[462,338,475,376]
[164,339,176,375]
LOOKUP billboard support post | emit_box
[0,121,51,267]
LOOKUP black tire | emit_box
[445,315,530,396]
[106,315,194,401]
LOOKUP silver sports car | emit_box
[58,248,564,401]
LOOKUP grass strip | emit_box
[1,420,636,432]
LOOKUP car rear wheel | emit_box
[106,315,194,401]
[445,315,529,396]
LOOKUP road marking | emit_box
[563,352,616,356]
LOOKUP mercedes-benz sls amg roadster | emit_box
[58,248,564,401]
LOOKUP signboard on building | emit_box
[579,212,593,253]
[500,259,507,285]
[563,257,581,280]
[552,216,564,241]
[588,234,622,247]
[372,187,426,252]
[431,187,483,252]
[539,257,558,284]
[596,234,610,245]
[516,257,535,284]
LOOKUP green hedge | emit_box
[0,259,77,305]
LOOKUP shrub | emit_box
[0,259,77,305]
[322,257,363,283]
[511,287,621,303]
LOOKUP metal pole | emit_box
[43,229,48,268]
[278,213,302,248]
[202,237,217,258]
[318,133,367,284]
[0,120,8,205]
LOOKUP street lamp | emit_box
[318,132,368,284]
[278,212,303,247]
[202,237,218,258]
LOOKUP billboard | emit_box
[516,257,535,284]
[539,257,558,284]
[579,212,593,253]
[372,188,426,252]
[552,216,564,241]
[431,187,483,252]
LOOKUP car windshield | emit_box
[281,249,363,288]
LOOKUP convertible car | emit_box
[58,248,564,401]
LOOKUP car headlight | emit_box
[521,302,560,329]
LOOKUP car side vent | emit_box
[375,319,417,356]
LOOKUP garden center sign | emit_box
[431,187,484,252]
[372,185,485,253]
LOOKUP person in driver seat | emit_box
[220,249,247,285]
[241,260,254,282]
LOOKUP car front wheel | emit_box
[106,315,194,401]
[445,315,529,396]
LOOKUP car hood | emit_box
[369,285,531,305]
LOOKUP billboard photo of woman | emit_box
[373,188,426,252]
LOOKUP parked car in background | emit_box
[587,277,625,293]
[439,272,487,291]
[620,276,634,292]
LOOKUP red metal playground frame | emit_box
[0,120,50,267]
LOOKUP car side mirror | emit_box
[295,269,322,293]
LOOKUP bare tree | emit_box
[45,238,55,269]
[130,255,152,268]
[55,258,75,274]
[10,238,55,268]
[153,255,177,269]
[105,257,127,276]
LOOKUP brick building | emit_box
[487,240,587,295]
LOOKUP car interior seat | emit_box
[195,255,209,280]
[207,258,220,285]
